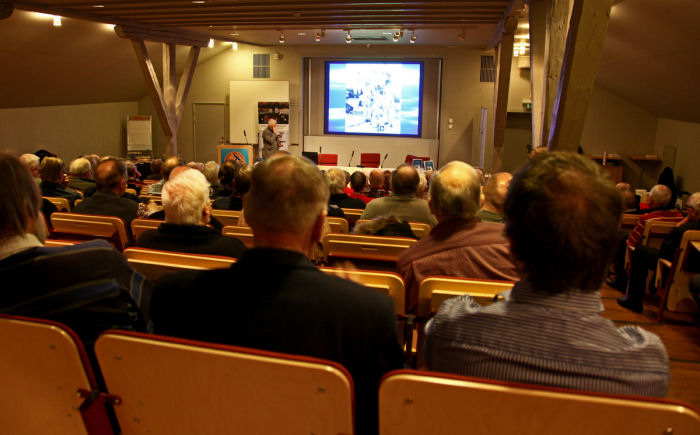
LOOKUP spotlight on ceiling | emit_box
[457,29,466,42]
[53,15,62,27]
[410,30,416,44]
[346,30,352,44]
[232,42,238,50]
[393,30,402,42]
[279,31,285,44]
[315,30,325,42]
[208,38,215,48]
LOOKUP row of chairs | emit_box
[2,314,698,434]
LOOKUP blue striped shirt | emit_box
[424,281,669,397]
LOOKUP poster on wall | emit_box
[258,101,290,158]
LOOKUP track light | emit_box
[315,30,325,42]
[208,38,215,48]
[457,29,466,42]
[53,15,62,27]
[410,30,416,44]
[279,31,285,44]
[393,30,402,42]
[346,30,352,44]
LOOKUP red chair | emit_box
[361,153,381,168]
[318,153,338,166]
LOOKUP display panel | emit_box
[324,61,423,137]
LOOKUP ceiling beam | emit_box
[487,0,523,48]
[491,15,518,172]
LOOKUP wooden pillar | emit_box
[547,0,612,151]
[491,16,518,172]
[545,0,574,150]
[528,0,549,150]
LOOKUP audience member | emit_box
[125,161,145,195]
[415,171,428,199]
[187,161,204,172]
[67,157,96,194]
[73,157,139,238]
[212,164,252,211]
[353,215,417,238]
[397,161,517,313]
[327,168,366,209]
[382,169,391,192]
[0,152,151,369]
[348,170,372,204]
[147,156,183,194]
[20,153,41,185]
[608,184,683,290]
[39,156,81,208]
[618,192,700,312]
[136,168,246,258]
[424,152,669,397]
[150,155,404,434]
[478,172,512,223]
[366,169,388,198]
[83,154,100,176]
[146,158,163,180]
[203,160,223,197]
[361,165,437,227]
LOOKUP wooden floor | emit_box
[600,283,700,408]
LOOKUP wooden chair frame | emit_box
[327,216,349,234]
[44,196,71,212]
[321,233,416,265]
[123,247,236,281]
[50,212,129,251]
[354,219,431,239]
[95,330,355,434]
[379,369,700,435]
[222,225,254,248]
[341,208,364,226]
[130,218,163,239]
[212,209,241,227]
[625,218,682,272]
[655,230,700,321]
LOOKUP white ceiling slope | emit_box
[0,0,698,124]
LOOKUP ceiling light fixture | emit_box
[232,42,238,50]
[393,30,403,42]
[410,30,416,44]
[457,29,466,42]
[346,30,352,44]
[192,0,205,3]
[53,16,62,26]
[208,38,215,48]
[92,4,105,7]
[279,31,285,44]
[315,30,325,42]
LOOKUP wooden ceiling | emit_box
[10,1,516,46]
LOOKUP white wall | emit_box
[0,101,138,159]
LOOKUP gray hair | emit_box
[415,171,428,199]
[20,153,40,170]
[687,192,700,212]
[429,161,481,220]
[245,155,329,235]
[203,161,220,184]
[162,168,210,225]
[69,158,92,177]
[650,184,672,207]
[326,168,347,195]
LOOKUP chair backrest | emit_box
[95,331,355,434]
[142,179,159,185]
[416,276,514,318]
[660,230,700,315]
[212,209,241,227]
[123,247,236,281]
[0,315,112,435]
[318,153,338,166]
[222,225,255,248]
[138,194,162,205]
[379,370,700,435]
[322,233,417,264]
[341,208,365,225]
[50,212,129,251]
[44,196,71,212]
[642,218,683,249]
[124,188,138,196]
[620,213,639,230]
[327,216,349,233]
[360,153,381,168]
[44,239,79,247]
[354,219,431,239]
[320,267,406,316]
[130,218,162,239]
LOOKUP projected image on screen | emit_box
[325,61,423,137]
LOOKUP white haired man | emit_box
[327,168,366,210]
[67,157,96,194]
[261,118,281,160]
[425,152,669,397]
[136,167,246,258]
[150,155,404,435]
[397,161,518,313]
[203,160,223,197]
[20,153,41,185]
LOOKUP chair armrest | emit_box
[655,259,673,290]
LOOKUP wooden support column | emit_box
[544,0,574,150]
[528,0,550,151]
[491,16,518,172]
[547,0,612,151]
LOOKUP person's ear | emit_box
[201,203,212,225]
[311,209,327,244]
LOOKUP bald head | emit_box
[429,161,481,221]
[391,165,420,195]
[168,165,191,181]
[162,156,184,181]
[95,158,126,194]
[483,172,512,213]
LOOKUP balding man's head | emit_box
[429,161,481,221]
[483,172,512,213]
[162,156,184,181]
[95,158,126,194]
[168,165,191,182]
[391,165,420,195]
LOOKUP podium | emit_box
[217,144,256,166]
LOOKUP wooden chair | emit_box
[341,208,364,226]
[0,315,115,435]
[321,233,417,270]
[222,225,255,248]
[123,247,236,282]
[355,219,431,239]
[138,194,162,205]
[124,188,138,196]
[44,239,79,247]
[327,216,349,233]
[620,213,639,230]
[142,179,159,185]
[360,152,381,168]
[212,209,241,227]
[95,330,354,435]
[625,218,682,271]
[318,153,338,166]
[44,196,71,212]
[130,218,162,239]
[412,276,514,367]
[379,369,700,435]
[49,212,129,251]
[655,230,700,321]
